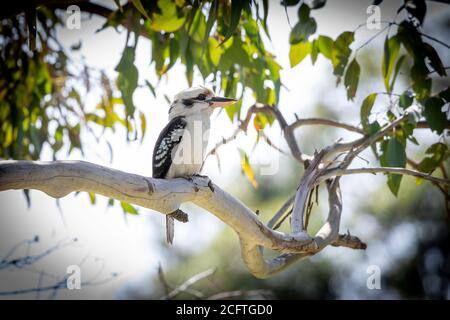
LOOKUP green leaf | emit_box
[202,1,217,49]
[389,54,406,92]
[222,0,248,44]
[88,192,96,204]
[310,41,319,64]
[412,77,431,102]
[239,150,258,188]
[310,0,327,9]
[185,46,193,86]
[405,0,427,25]
[417,143,448,173]
[380,137,407,196]
[220,37,252,70]
[360,93,377,132]
[399,90,414,109]
[167,37,179,71]
[281,0,301,6]
[145,80,156,98]
[439,87,450,102]
[253,112,271,131]
[150,0,185,32]
[424,42,446,76]
[113,0,123,11]
[262,0,269,35]
[188,9,206,43]
[344,58,360,100]
[115,47,138,118]
[120,201,138,215]
[289,41,312,67]
[244,17,264,53]
[139,111,146,143]
[330,31,354,82]
[298,3,310,20]
[208,37,222,66]
[289,16,317,44]
[315,35,333,59]
[368,121,381,135]
[131,0,150,20]
[423,97,446,134]
[382,35,400,92]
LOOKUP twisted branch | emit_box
[0,160,364,278]
[1,105,447,278]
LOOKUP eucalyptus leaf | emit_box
[344,58,360,100]
[380,137,407,196]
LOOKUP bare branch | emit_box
[0,236,117,298]
[162,268,215,300]
[321,167,450,186]
[268,195,295,229]
[240,178,350,278]
[207,289,274,300]
[333,233,367,250]
[261,105,306,162]
[288,118,366,135]
[291,151,328,234]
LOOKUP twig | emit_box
[207,289,274,300]
[161,268,216,300]
[288,118,366,135]
[268,195,295,229]
[321,167,450,186]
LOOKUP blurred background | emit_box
[0,0,449,299]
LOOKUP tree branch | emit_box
[0,160,364,278]
[162,268,215,300]
[288,117,366,135]
[321,167,450,186]
[238,179,367,278]
[0,112,436,279]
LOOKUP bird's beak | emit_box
[207,96,238,108]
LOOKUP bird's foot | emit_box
[167,209,189,223]
[181,176,199,192]
[192,174,215,192]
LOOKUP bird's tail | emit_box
[166,215,175,245]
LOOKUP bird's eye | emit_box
[182,99,194,108]
[196,94,206,101]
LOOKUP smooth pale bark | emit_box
[0,160,364,278]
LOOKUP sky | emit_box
[0,0,449,299]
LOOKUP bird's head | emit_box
[168,86,237,119]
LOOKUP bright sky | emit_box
[0,0,448,299]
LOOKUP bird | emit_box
[152,86,237,244]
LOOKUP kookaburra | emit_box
[152,86,237,244]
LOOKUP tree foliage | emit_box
[0,0,449,211]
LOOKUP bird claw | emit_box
[192,174,215,192]
[168,209,189,223]
[207,180,215,192]
[182,174,215,193]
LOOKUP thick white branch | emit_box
[0,160,366,278]
[0,160,365,277]
[239,179,358,278]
